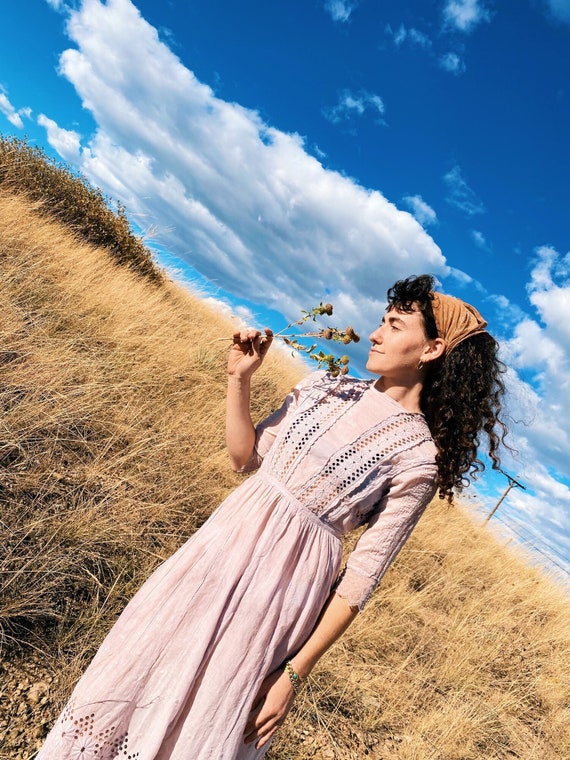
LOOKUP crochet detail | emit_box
[266,380,432,515]
[298,414,430,513]
[268,381,361,483]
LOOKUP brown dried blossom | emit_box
[274,303,360,375]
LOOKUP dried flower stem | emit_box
[220,302,360,376]
[272,303,360,377]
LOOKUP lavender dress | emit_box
[37,373,437,760]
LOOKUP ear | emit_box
[421,338,446,364]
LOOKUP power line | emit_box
[497,512,570,566]
[493,511,570,580]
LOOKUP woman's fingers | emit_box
[243,670,295,747]
[243,713,282,746]
[258,328,273,359]
[254,721,281,750]
[231,328,273,357]
[232,329,258,354]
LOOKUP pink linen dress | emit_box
[36,372,437,760]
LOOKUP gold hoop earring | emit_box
[417,360,425,370]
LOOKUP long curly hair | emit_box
[386,274,509,500]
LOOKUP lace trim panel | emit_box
[266,379,371,485]
[296,412,432,515]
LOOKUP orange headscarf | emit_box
[431,292,488,355]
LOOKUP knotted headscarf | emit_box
[431,292,488,355]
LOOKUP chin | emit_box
[366,359,381,375]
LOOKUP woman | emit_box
[37,275,508,760]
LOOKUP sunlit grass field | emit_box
[1,142,569,759]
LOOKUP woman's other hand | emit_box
[227,328,273,380]
[243,669,296,749]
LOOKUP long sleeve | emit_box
[334,460,437,610]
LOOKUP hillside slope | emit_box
[0,191,569,760]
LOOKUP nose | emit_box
[369,325,384,344]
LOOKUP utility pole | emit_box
[485,468,526,523]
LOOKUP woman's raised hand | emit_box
[227,328,273,380]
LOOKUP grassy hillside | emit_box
[0,152,569,759]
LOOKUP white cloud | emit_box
[386,24,467,78]
[544,0,570,24]
[0,88,27,129]
[443,165,486,216]
[526,246,570,349]
[38,0,446,338]
[37,114,82,162]
[408,27,432,48]
[402,195,437,226]
[501,247,570,478]
[443,0,491,33]
[471,229,489,250]
[433,263,570,575]
[484,470,570,582]
[439,51,466,75]
[323,89,385,124]
[507,318,565,374]
[32,0,570,585]
[386,24,432,50]
[323,0,358,23]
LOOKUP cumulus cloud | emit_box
[322,89,385,125]
[444,165,486,216]
[431,259,570,576]
[526,246,570,349]
[38,0,446,341]
[323,0,358,23]
[386,23,468,78]
[385,24,432,49]
[501,247,570,476]
[471,229,489,250]
[439,51,466,75]
[443,0,491,33]
[37,114,82,162]
[387,2,491,77]
[0,87,27,129]
[402,195,437,226]
[478,268,570,579]
[544,0,570,24]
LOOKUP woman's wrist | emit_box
[287,655,313,681]
[283,660,304,695]
[227,373,252,385]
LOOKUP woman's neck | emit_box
[372,376,423,414]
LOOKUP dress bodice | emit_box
[243,373,438,608]
[258,375,434,535]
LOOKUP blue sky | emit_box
[1,0,569,583]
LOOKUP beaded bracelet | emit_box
[284,660,303,694]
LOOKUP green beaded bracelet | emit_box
[284,660,303,694]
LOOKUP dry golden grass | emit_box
[0,187,569,759]
[0,136,160,283]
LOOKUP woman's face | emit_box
[366,305,435,381]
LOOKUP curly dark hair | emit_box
[386,274,509,500]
